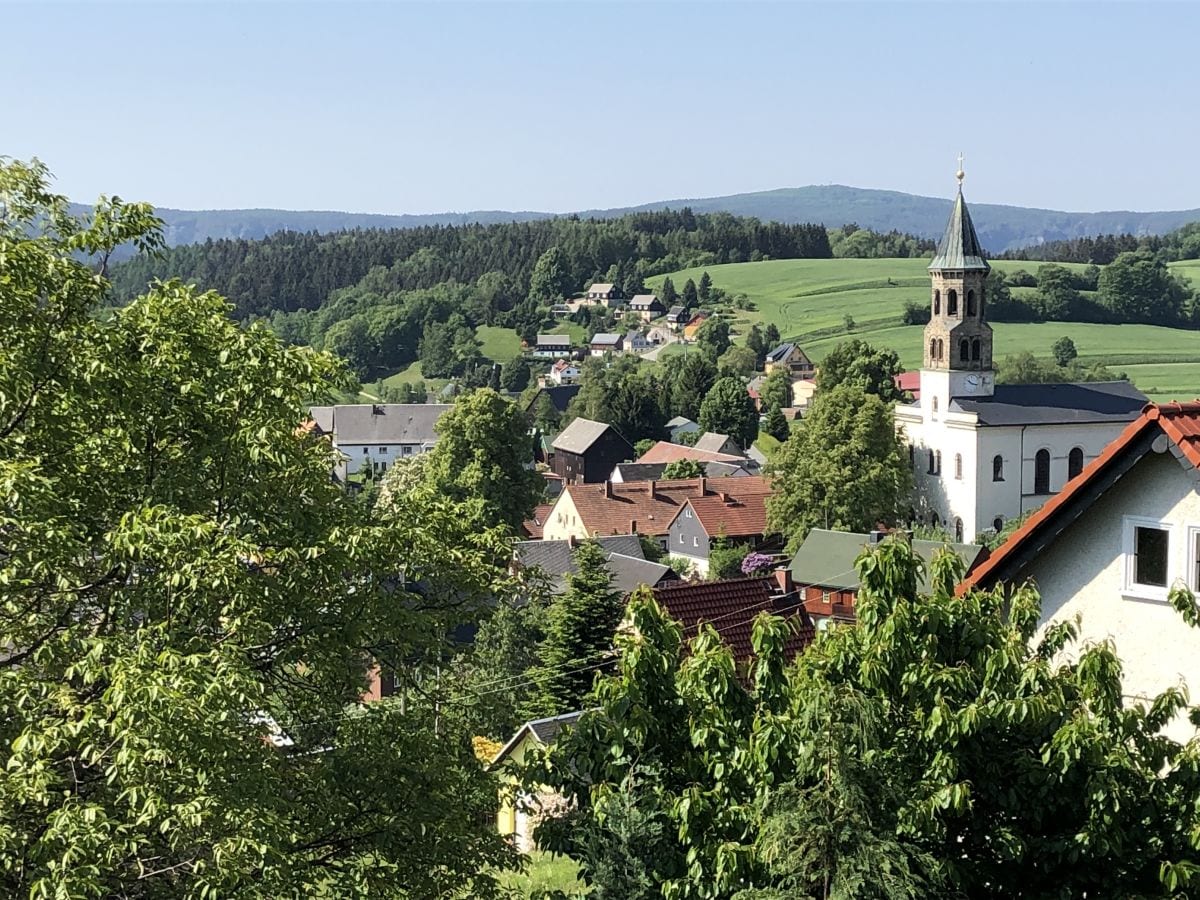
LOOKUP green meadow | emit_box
[649,258,1200,403]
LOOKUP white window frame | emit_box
[1189,525,1200,593]
[1122,516,1173,601]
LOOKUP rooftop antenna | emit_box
[956,153,966,189]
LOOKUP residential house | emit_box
[665,476,775,576]
[589,333,624,356]
[665,305,688,326]
[585,282,625,307]
[307,403,450,478]
[693,432,742,456]
[791,379,818,413]
[646,325,675,346]
[548,359,581,385]
[958,401,1200,742]
[550,417,635,484]
[532,334,573,359]
[521,502,557,539]
[895,371,921,401]
[625,331,652,354]
[764,342,816,380]
[682,312,710,341]
[543,477,715,548]
[667,416,701,443]
[492,712,585,852]
[896,177,1146,542]
[789,529,988,628]
[651,577,815,672]
[629,293,665,321]
[513,534,675,595]
[610,460,753,483]
[637,440,759,472]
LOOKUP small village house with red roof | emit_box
[958,402,1200,742]
[682,311,710,340]
[665,480,776,576]
[636,439,757,470]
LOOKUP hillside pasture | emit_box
[650,257,1200,401]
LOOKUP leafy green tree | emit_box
[699,376,759,450]
[1099,250,1192,324]
[1035,263,1082,320]
[764,323,781,350]
[768,385,911,549]
[529,540,624,716]
[707,538,749,580]
[815,339,904,402]
[664,351,718,421]
[761,404,789,443]
[0,160,517,898]
[695,317,732,359]
[322,314,373,377]
[760,367,792,412]
[718,343,758,378]
[1051,335,1078,367]
[421,388,543,533]
[528,245,574,302]
[499,355,531,391]
[662,458,705,480]
[682,278,699,308]
[744,324,767,367]
[569,357,665,446]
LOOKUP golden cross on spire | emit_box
[956,153,965,187]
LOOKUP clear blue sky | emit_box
[8,1,1198,215]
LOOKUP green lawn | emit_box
[476,325,523,362]
[496,852,585,896]
[649,257,1200,401]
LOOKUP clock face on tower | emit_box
[965,374,980,393]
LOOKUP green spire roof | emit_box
[928,189,989,272]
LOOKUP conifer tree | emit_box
[661,276,678,307]
[698,271,713,302]
[764,323,781,349]
[682,278,699,309]
[699,376,759,450]
[762,403,790,442]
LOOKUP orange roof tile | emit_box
[677,487,773,539]
[565,476,767,537]
[637,441,746,465]
[958,401,1200,595]
[522,503,556,539]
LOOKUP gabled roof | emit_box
[637,440,749,466]
[553,417,620,455]
[674,483,774,539]
[790,529,987,592]
[959,402,1200,594]
[536,333,572,346]
[562,478,715,537]
[630,293,661,307]
[311,403,451,445]
[929,189,990,272]
[591,333,622,345]
[667,416,698,429]
[612,460,751,483]
[588,283,616,294]
[693,432,733,453]
[950,382,1146,427]
[491,711,586,768]
[522,502,557,539]
[765,342,795,363]
[651,578,815,665]
[515,535,671,594]
[668,305,686,316]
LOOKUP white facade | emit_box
[1010,450,1200,743]
[337,440,433,477]
[896,397,1131,543]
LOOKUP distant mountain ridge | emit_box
[76,185,1200,254]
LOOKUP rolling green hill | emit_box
[648,258,1200,403]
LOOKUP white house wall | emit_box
[1009,449,1200,743]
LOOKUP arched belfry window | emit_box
[937,339,944,361]
[992,455,1004,481]
[966,290,977,316]
[1068,447,1084,480]
[959,339,970,362]
[933,290,941,315]
[947,290,959,316]
[929,338,937,361]
[971,338,981,361]
[1034,449,1051,495]
[954,453,963,479]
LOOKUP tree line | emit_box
[1001,220,1200,265]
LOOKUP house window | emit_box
[931,397,938,418]
[947,290,958,316]
[909,444,915,468]
[993,455,1004,481]
[954,518,964,542]
[1068,447,1084,480]
[379,446,389,454]
[821,591,831,604]
[1192,528,1200,591]
[679,533,684,544]
[1034,449,1051,495]
[927,449,936,474]
[1125,519,1171,594]
[693,536,699,548]
[403,446,413,456]
[954,453,962,480]
[685,508,692,518]
[362,447,369,455]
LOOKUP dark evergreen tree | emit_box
[697,271,713,302]
[660,276,678,307]
[762,403,790,442]
[764,323,781,349]
[682,278,699,309]
[499,356,531,392]
[744,324,767,367]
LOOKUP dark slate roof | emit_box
[950,381,1147,427]
[929,190,990,272]
[788,529,987,592]
[514,536,671,595]
[491,711,587,767]
[311,403,451,445]
[765,342,795,363]
[527,384,581,414]
[553,417,617,454]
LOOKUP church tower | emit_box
[921,161,995,408]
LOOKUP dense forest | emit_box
[1002,220,1200,264]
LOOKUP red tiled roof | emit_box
[651,577,814,665]
[565,477,766,537]
[958,401,1200,595]
[678,486,773,539]
[637,441,746,465]
[523,503,556,539]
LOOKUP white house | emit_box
[960,402,1200,743]
[624,330,652,354]
[532,334,572,359]
[590,333,623,356]
[894,171,1145,543]
[307,403,450,478]
[584,283,625,308]
[548,359,581,385]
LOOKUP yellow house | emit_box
[490,711,584,852]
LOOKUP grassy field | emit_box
[648,258,1200,402]
[495,852,585,896]
[476,325,523,362]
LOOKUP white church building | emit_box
[895,169,1146,543]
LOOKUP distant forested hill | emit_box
[82,186,1200,256]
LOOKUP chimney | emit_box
[772,567,794,596]
[719,491,730,503]
[604,480,613,498]
[698,476,708,496]
[648,479,657,500]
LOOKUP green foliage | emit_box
[0,159,517,897]
[759,368,792,412]
[419,313,485,378]
[696,317,732,359]
[768,385,911,550]
[500,355,532,391]
[761,404,789,443]
[568,356,666,446]
[707,538,749,580]
[663,352,718,422]
[717,343,758,378]
[1051,335,1078,367]
[661,276,679,307]
[744,324,767,367]
[529,246,575,303]
[1099,250,1193,324]
[996,351,1124,385]
[529,541,624,717]
[663,458,706,480]
[421,388,544,533]
[682,278,699,308]
[699,377,759,451]
[815,339,905,402]
[828,223,935,259]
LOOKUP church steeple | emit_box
[921,158,994,397]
